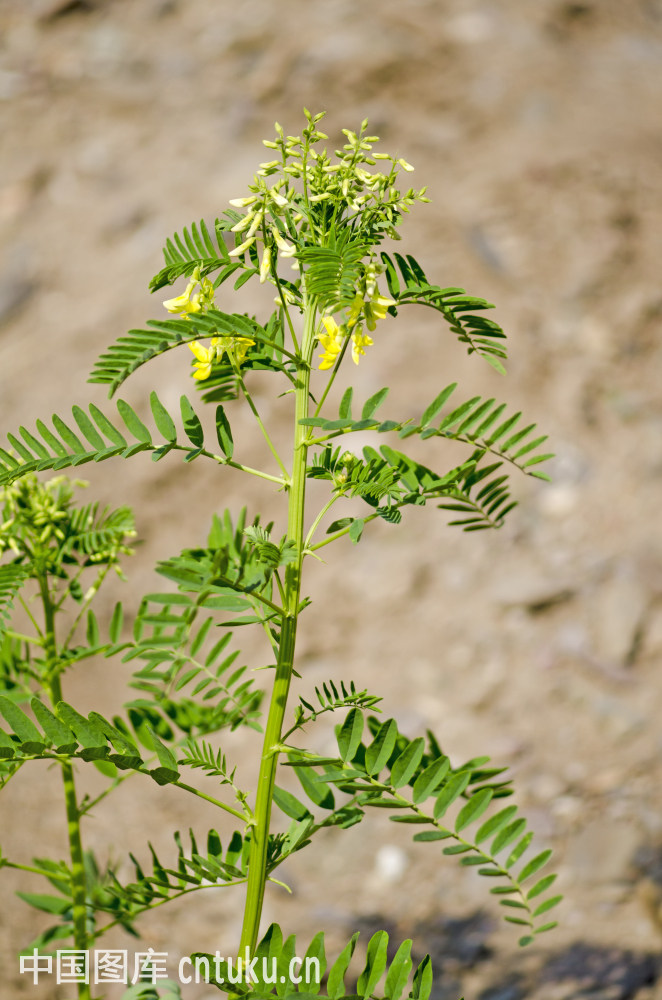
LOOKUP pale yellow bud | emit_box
[228,237,256,257]
[259,245,272,283]
[228,196,257,208]
[231,212,255,233]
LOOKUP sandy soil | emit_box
[1,1,662,997]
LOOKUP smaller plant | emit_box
[0,477,266,969]
[0,111,560,1000]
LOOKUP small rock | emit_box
[445,11,495,44]
[565,819,641,884]
[538,484,579,517]
[541,942,659,1000]
[641,605,662,658]
[492,571,576,613]
[40,0,96,20]
[591,566,648,668]
[585,767,630,797]
[591,694,645,741]
[0,274,36,326]
[373,845,408,883]
[530,773,566,803]
[551,794,584,826]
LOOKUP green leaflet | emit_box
[180,395,204,449]
[0,565,29,638]
[89,304,275,398]
[326,932,358,999]
[0,395,222,488]
[337,708,364,761]
[150,391,177,441]
[280,716,559,940]
[365,719,398,775]
[215,405,234,458]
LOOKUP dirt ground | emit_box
[1,0,662,997]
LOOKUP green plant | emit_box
[0,111,559,1000]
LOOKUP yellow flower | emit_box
[271,226,296,258]
[317,316,345,371]
[189,338,219,380]
[163,266,215,317]
[259,245,272,284]
[228,237,256,257]
[346,295,364,329]
[364,291,395,331]
[215,335,255,365]
[163,275,201,317]
[351,327,374,365]
[188,333,255,381]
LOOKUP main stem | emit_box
[238,301,316,957]
[40,578,92,1000]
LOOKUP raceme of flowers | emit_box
[224,113,429,296]
[161,116,416,380]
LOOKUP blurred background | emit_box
[1,0,662,997]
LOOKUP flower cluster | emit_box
[163,266,254,381]
[162,114,427,381]
[189,335,255,380]
[0,475,135,566]
[224,111,429,304]
[316,262,395,371]
[163,266,215,318]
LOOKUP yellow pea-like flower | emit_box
[163,278,201,317]
[317,316,345,371]
[189,338,219,380]
[346,296,364,330]
[163,266,215,318]
[351,328,374,365]
[216,335,255,366]
[364,291,395,331]
[188,333,255,381]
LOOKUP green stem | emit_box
[94,878,248,939]
[179,445,286,486]
[304,494,340,550]
[3,859,56,877]
[222,457,286,486]
[18,593,44,639]
[253,331,300,364]
[78,769,134,816]
[238,299,316,957]
[174,781,251,823]
[309,486,442,552]
[61,563,111,646]
[39,577,92,1000]
[313,327,352,417]
[309,508,381,551]
[233,359,290,480]
[4,629,43,647]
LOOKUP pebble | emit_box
[551,794,584,826]
[592,567,648,667]
[0,273,36,326]
[373,844,408,883]
[565,819,641,884]
[530,773,566,803]
[538,483,580,517]
[642,606,662,657]
[445,11,495,44]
